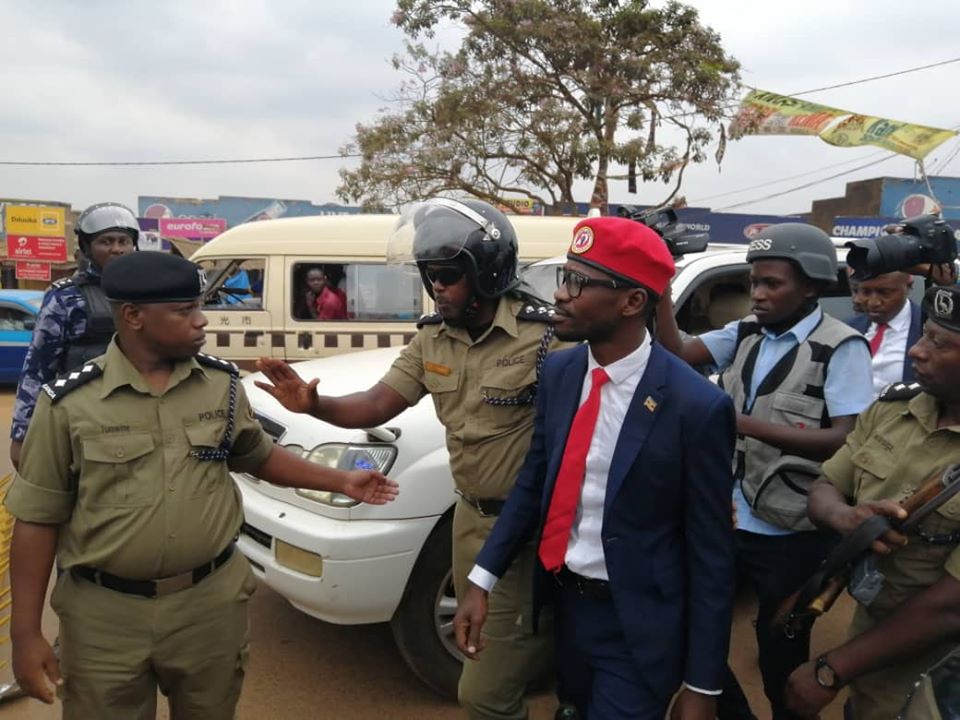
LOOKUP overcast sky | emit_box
[1,0,958,216]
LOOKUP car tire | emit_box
[390,511,462,699]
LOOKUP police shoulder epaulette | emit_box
[42,362,103,404]
[51,276,76,291]
[518,303,555,322]
[878,382,923,402]
[417,312,443,328]
[195,352,239,375]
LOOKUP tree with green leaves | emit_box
[338,0,740,212]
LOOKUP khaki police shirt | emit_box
[4,340,274,580]
[821,390,960,718]
[381,296,562,500]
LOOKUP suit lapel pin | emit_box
[644,396,657,412]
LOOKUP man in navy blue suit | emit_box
[846,271,921,397]
[454,217,737,720]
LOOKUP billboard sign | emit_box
[4,204,65,237]
[6,235,68,262]
[878,178,960,221]
[832,216,960,242]
[136,217,163,252]
[15,261,52,281]
[140,195,363,228]
[674,210,805,244]
[159,218,227,241]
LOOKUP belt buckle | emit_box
[153,571,194,597]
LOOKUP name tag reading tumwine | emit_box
[424,361,452,377]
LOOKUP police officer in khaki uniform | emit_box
[784,284,960,720]
[256,198,568,720]
[5,251,398,720]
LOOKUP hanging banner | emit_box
[729,89,957,161]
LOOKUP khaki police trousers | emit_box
[453,498,554,720]
[51,551,256,720]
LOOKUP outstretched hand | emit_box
[254,358,319,415]
[342,470,399,505]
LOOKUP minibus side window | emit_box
[291,262,422,321]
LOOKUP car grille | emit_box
[241,522,273,549]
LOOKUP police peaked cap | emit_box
[923,285,960,333]
[102,252,204,303]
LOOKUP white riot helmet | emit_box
[76,202,140,252]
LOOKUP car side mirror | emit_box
[23,319,35,331]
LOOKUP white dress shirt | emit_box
[562,335,651,580]
[866,300,912,398]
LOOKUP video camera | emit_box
[845,214,958,280]
[616,205,709,257]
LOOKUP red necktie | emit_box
[539,367,610,573]
[869,322,889,357]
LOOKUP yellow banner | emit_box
[3,205,65,237]
[730,89,957,161]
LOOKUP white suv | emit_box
[234,243,862,697]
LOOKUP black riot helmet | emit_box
[75,202,140,254]
[745,223,837,283]
[387,198,519,299]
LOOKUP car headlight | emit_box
[295,443,398,508]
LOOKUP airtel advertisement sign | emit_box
[7,235,68,262]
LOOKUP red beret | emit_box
[567,217,675,295]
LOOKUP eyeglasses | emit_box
[561,269,633,299]
[425,266,465,286]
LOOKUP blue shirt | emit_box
[700,306,873,535]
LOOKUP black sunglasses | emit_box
[561,269,635,299]
[425,266,466,286]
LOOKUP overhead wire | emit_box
[0,56,958,168]
[0,153,360,167]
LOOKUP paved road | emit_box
[0,387,850,719]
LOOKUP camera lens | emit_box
[845,236,919,280]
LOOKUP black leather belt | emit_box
[457,491,505,517]
[72,544,235,598]
[555,566,612,600]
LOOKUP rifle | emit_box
[773,463,960,640]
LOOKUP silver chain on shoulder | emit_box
[189,372,238,462]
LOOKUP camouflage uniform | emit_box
[11,266,112,442]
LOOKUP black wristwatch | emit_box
[814,655,845,690]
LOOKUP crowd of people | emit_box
[3,197,959,720]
